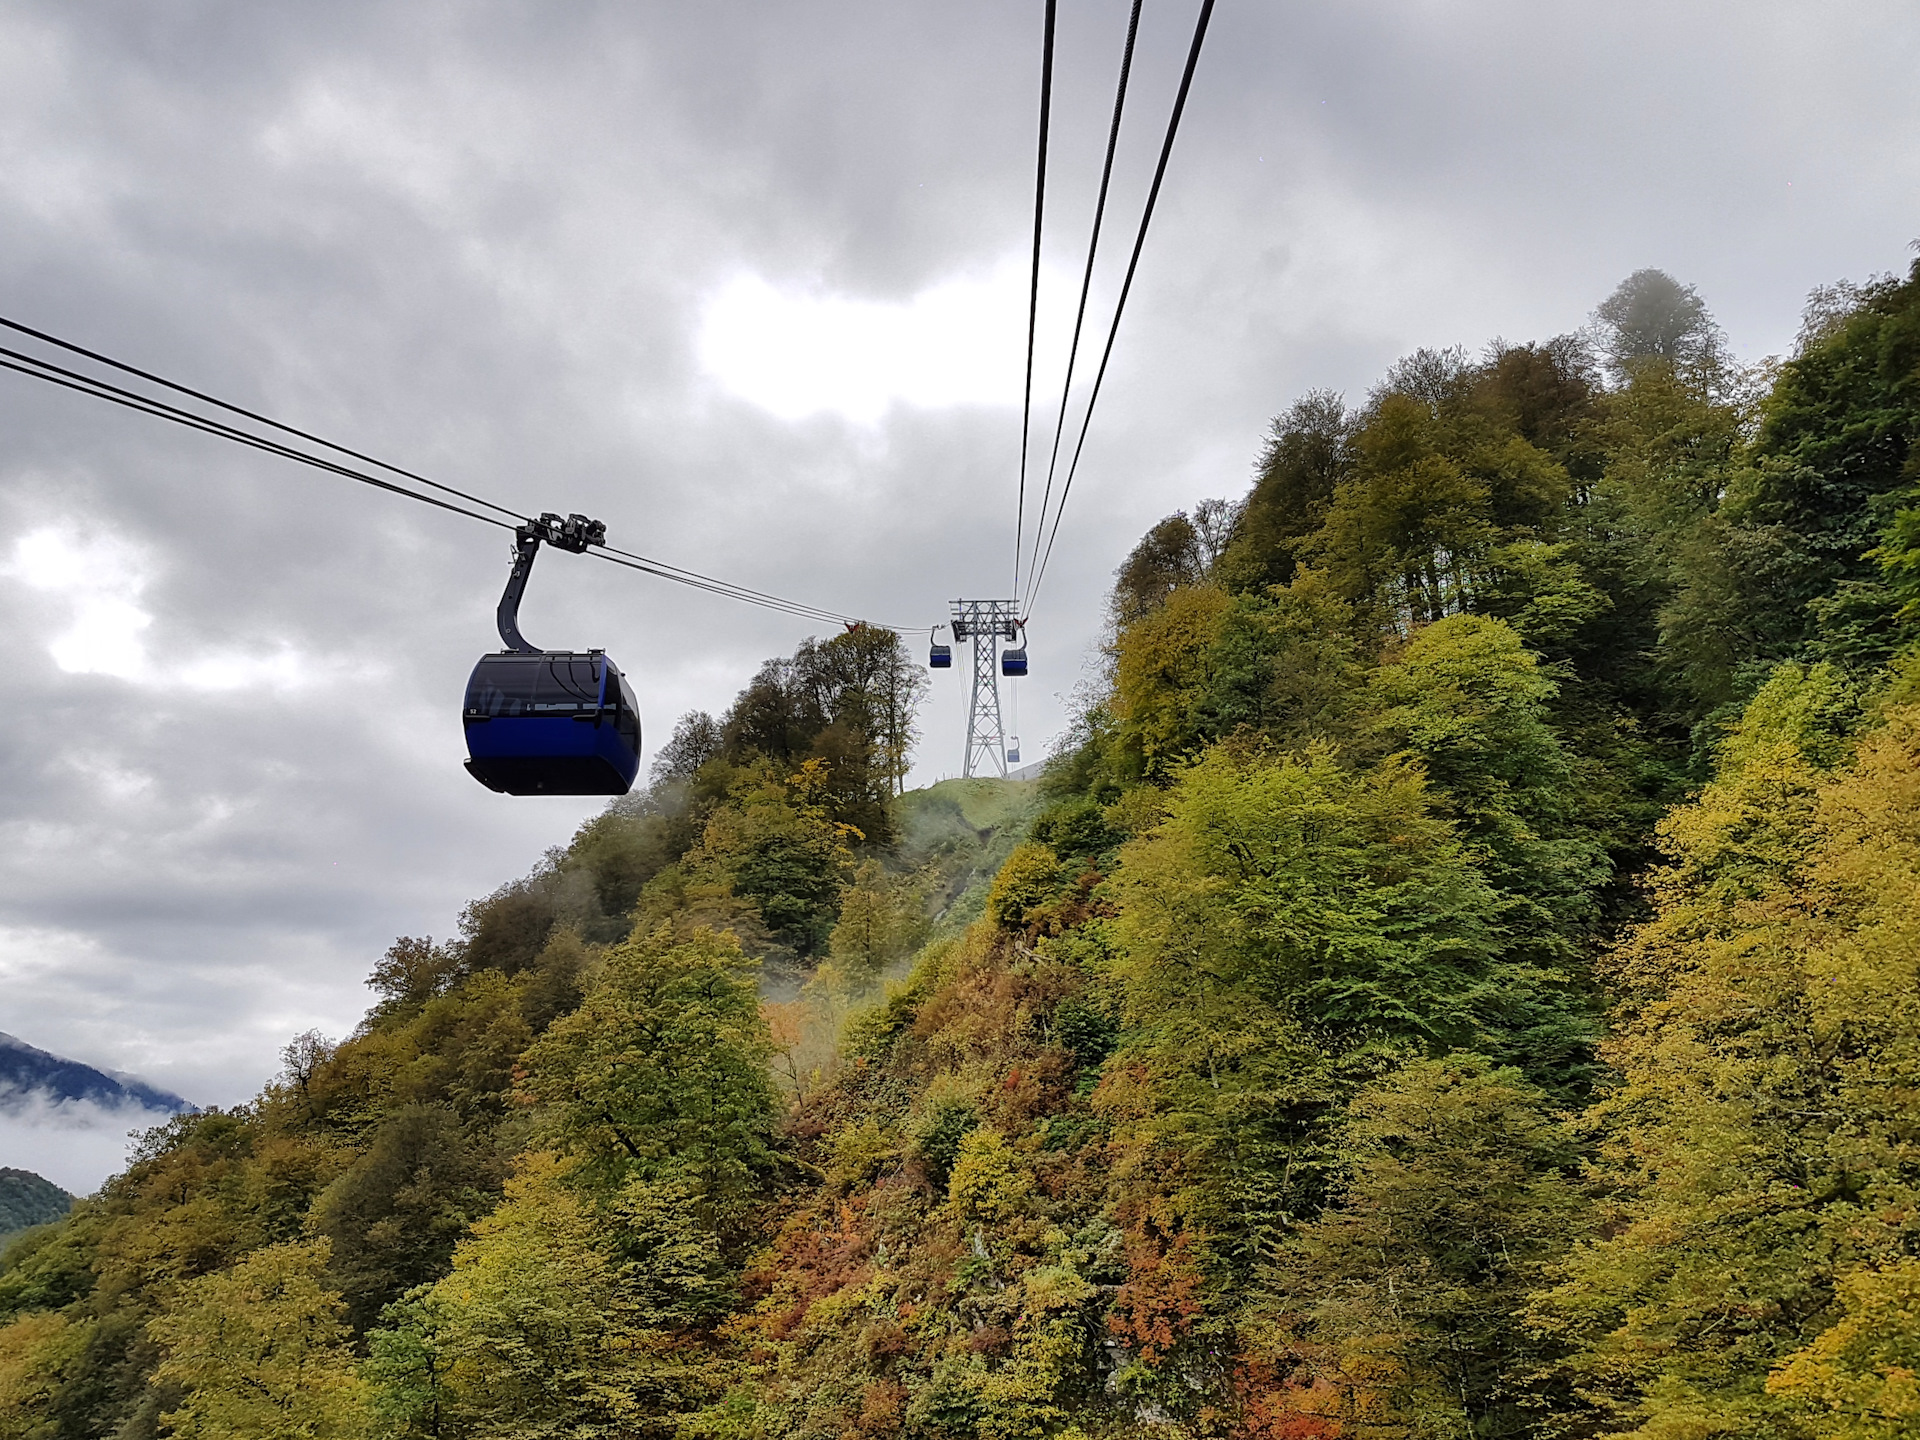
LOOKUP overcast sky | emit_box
[1,0,1915,1185]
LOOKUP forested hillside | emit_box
[3,256,1918,1440]
[0,1173,70,1252]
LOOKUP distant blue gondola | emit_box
[463,512,641,796]
[929,642,952,669]
[1001,646,1027,677]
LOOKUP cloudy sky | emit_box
[1,0,1915,1184]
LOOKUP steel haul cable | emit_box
[0,315,525,522]
[1011,0,1057,600]
[1022,0,1144,602]
[1024,0,1216,617]
[0,318,929,633]
[0,347,877,624]
[0,350,516,531]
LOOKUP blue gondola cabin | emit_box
[463,650,641,795]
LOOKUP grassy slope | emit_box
[893,776,1042,931]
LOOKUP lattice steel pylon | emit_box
[949,600,1020,778]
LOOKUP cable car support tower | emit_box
[947,600,1021,779]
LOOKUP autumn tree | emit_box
[1537,666,1920,1437]
[147,1239,370,1439]
[366,1152,728,1439]
[820,859,929,996]
[1257,1057,1582,1439]
[1111,502,1237,626]
[718,625,928,836]
[521,925,779,1227]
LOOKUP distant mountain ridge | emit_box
[0,1168,72,1244]
[0,1032,193,1115]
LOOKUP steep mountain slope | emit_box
[894,775,1042,928]
[1,258,1917,1440]
[0,1033,193,1116]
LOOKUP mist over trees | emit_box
[1593,267,1723,381]
[4,254,1919,1439]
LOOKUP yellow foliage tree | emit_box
[1110,583,1234,777]
[1768,1260,1920,1438]
[0,1311,90,1439]
[946,1128,1032,1229]
[984,842,1066,935]
[1539,668,1920,1438]
[146,1238,369,1440]
[369,1150,726,1438]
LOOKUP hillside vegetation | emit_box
[0,1173,71,1253]
[3,257,1919,1440]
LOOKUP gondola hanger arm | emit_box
[496,511,605,654]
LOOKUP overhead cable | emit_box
[592,539,901,628]
[1,348,878,624]
[1010,0,1058,600]
[0,315,527,523]
[0,349,517,532]
[1024,0,1216,616]
[1023,0,1144,602]
[0,320,926,633]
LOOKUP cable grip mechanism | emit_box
[496,511,606,654]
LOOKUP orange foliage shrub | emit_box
[1231,1358,1346,1439]
[1109,1228,1204,1363]
[743,1197,874,1341]
[856,1379,907,1435]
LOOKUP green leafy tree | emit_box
[1308,394,1501,627]
[309,1103,500,1332]
[720,625,928,832]
[983,841,1066,934]
[1218,390,1352,592]
[1594,269,1722,383]
[1110,583,1237,778]
[1666,258,1920,706]
[1257,1056,1582,1439]
[1367,613,1615,1024]
[522,925,779,1224]
[1104,744,1509,1283]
